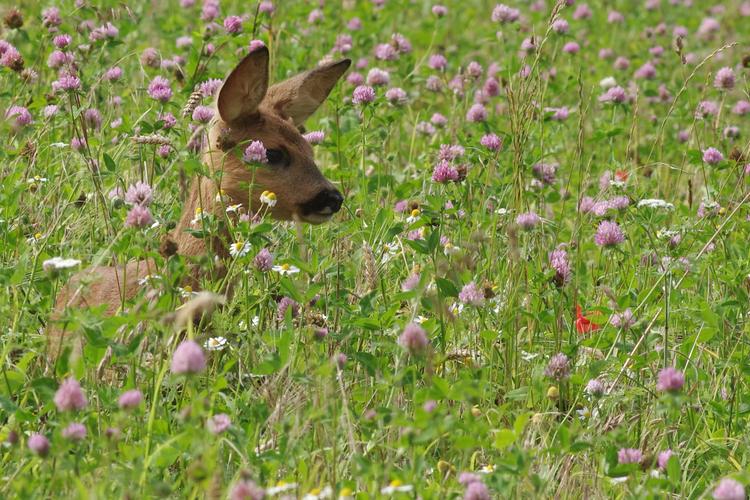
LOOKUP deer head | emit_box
[205,47,350,224]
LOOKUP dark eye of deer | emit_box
[266,148,288,166]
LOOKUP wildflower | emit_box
[480,133,502,151]
[703,147,724,165]
[302,486,333,500]
[532,162,558,185]
[366,68,389,86]
[229,479,265,500]
[733,100,750,115]
[714,67,735,90]
[657,450,674,470]
[334,352,347,369]
[207,413,231,434]
[432,161,459,183]
[464,481,491,500]
[576,305,601,334]
[466,104,487,122]
[191,105,214,123]
[563,42,580,54]
[613,57,630,70]
[617,448,643,464]
[549,246,571,285]
[42,7,62,29]
[713,478,745,500]
[385,87,407,105]
[656,367,684,392]
[204,336,228,351]
[381,480,413,494]
[303,131,325,144]
[54,378,87,412]
[552,18,569,34]
[125,205,154,228]
[62,423,87,441]
[243,141,267,163]
[191,207,209,225]
[229,240,251,258]
[459,472,482,485]
[611,308,635,329]
[637,199,674,210]
[634,62,656,79]
[544,353,570,381]
[599,86,627,104]
[516,212,541,229]
[28,434,50,457]
[428,53,447,71]
[118,389,143,410]
[277,297,300,321]
[401,273,420,292]
[6,105,32,127]
[260,191,277,207]
[432,5,448,16]
[147,76,172,102]
[266,482,297,495]
[585,378,605,397]
[124,181,153,206]
[459,282,485,306]
[170,340,207,374]
[42,257,81,274]
[352,85,376,104]
[254,248,274,271]
[594,221,625,247]
[492,4,520,23]
[223,15,243,34]
[398,323,429,354]
[272,263,300,276]
[347,72,364,86]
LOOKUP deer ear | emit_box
[217,47,270,123]
[262,58,351,126]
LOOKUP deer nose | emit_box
[301,188,344,216]
[324,189,344,213]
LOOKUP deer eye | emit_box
[266,148,289,166]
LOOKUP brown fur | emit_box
[48,48,350,367]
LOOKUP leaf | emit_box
[103,153,116,172]
[435,277,459,297]
[494,428,516,449]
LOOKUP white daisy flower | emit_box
[137,274,162,286]
[191,207,210,225]
[27,175,48,187]
[449,302,464,316]
[229,240,251,258]
[302,486,333,500]
[226,203,242,213]
[599,76,617,89]
[26,232,44,244]
[42,257,81,272]
[380,480,413,495]
[215,189,229,203]
[478,464,496,474]
[415,315,429,324]
[204,336,228,351]
[266,481,297,495]
[338,487,355,500]
[637,198,675,210]
[177,285,198,298]
[260,190,277,207]
[406,208,421,224]
[443,242,461,256]
[272,263,300,276]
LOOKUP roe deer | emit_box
[48,47,351,366]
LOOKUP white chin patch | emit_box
[302,213,333,224]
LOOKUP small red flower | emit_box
[576,305,601,334]
[615,170,629,182]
